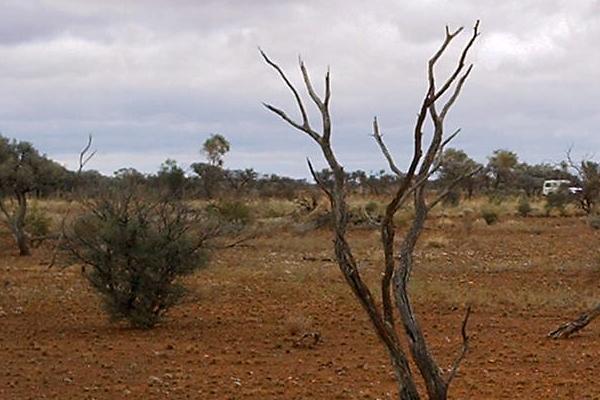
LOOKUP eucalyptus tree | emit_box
[0,135,65,255]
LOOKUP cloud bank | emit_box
[1,0,599,177]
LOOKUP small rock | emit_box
[148,376,163,386]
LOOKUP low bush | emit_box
[480,206,499,225]
[517,196,532,217]
[545,189,570,216]
[65,189,213,329]
[25,203,52,239]
[207,200,253,227]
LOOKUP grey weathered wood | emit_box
[548,303,600,339]
[262,21,479,400]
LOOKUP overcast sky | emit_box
[0,0,599,177]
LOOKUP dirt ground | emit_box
[1,216,600,399]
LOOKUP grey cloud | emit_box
[1,0,599,177]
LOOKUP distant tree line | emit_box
[3,131,600,257]
[2,133,598,205]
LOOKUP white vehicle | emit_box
[542,180,582,196]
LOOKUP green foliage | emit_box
[25,203,52,238]
[207,200,253,227]
[157,159,186,198]
[66,190,211,329]
[364,201,379,215]
[517,196,532,217]
[203,134,230,167]
[488,149,518,190]
[191,162,225,199]
[0,135,66,255]
[438,148,482,198]
[480,206,499,225]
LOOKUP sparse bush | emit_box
[25,203,52,247]
[441,190,460,207]
[545,189,570,216]
[480,206,499,225]
[517,196,532,217]
[360,200,383,225]
[364,200,379,215]
[65,189,212,329]
[208,200,253,226]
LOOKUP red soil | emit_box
[1,217,599,399]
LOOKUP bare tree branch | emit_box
[262,102,320,141]
[259,48,312,133]
[306,158,333,201]
[300,58,325,110]
[431,20,480,103]
[78,134,96,173]
[548,303,600,339]
[446,305,472,385]
[47,135,96,269]
[372,117,403,178]
[440,65,474,121]
[261,20,479,399]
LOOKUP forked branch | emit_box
[446,305,472,385]
[47,135,96,269]
[262,20,479,400]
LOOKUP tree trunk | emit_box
[13,193,30,256]
[548,303,600,339]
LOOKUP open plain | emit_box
[1,212,599,399]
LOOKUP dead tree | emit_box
[262,21,480,400]
[47,135,95,268]
[548,303,600,339]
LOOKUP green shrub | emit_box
[361,201,382,225]
[25,203,52,238]
[517,196,532,217]
[480,206,499,225]
[545,189,570,216]
[207,200,253,226]
[364,201,379,215]
[66,190,211,329]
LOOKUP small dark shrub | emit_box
[545,189,570,216]
[480,206,498,225]
[441,190,460,207]
[66,190,212,329]
[517,196,532,217]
